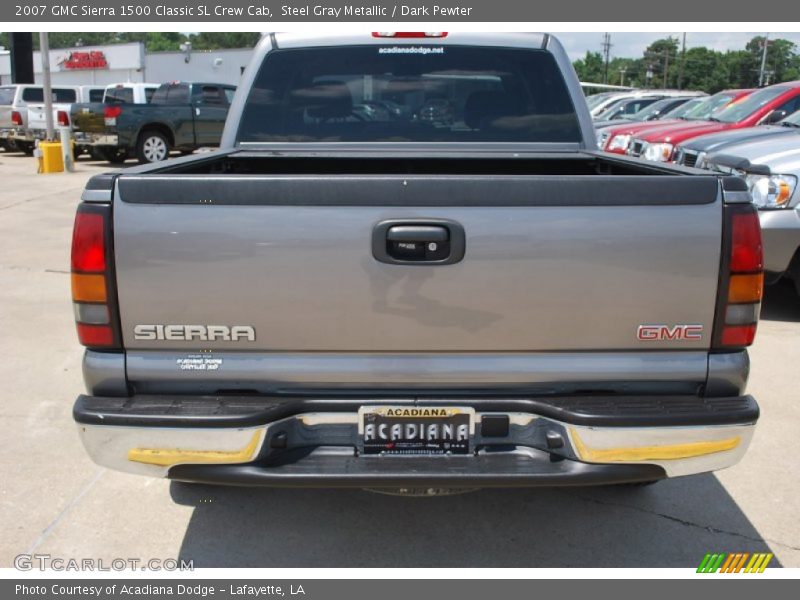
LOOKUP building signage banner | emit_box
[58,50,109,70]
[2,0,791,23]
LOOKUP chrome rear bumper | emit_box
[74,394,758,486]
[73,133,119,146]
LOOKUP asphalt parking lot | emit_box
[1,149,799,569]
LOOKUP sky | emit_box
[557,32,800,62]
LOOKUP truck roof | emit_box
[272,32,548,49]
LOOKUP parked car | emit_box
[597,90,752,154]
[593,96,702,133]
[588,88,704,117]
[674,108,800,168]
[628,82,800,162]
[71,81,236,164]
[592,95,666,122]
[706,138,800,297]
[585,91,623,113]
[70,32,762,492]
[11,85,104,153]
[71,83,160,160]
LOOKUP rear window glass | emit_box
[22,88,44,102]
[144,88,156,103]
[23,88,76,103]
[89,88,105,102]
[151,84,190,104]
[238,46,581,144]
[105,87,134,104]
[196,85,222,105]
[52,88,77,103]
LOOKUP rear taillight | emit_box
[713,204,763,349]
[71,204,121,350]
[104,105,121,126]
[372,32,448,38]
[11,110,22,126]
[57,110,70,126]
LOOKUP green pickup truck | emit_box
[71,81,236,164]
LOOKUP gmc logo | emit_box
[637,324,704,341]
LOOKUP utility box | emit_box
[38,142,65,173]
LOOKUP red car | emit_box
[597,89,751,154]
[628,81,800,162]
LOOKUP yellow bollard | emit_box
[38,141,65,173]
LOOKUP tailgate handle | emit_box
[372,219,466,265]
[387,225,448,243]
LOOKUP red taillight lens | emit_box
[77,323,114,346]
[71,213,106,272]
[721,324,757,347]
[714,203,763,350]
[104,105,122,118]
[104,105,121,126]
[730,211,763,273]
[71,204,119,350]
[11,110,22,126]
[57,110,70,126]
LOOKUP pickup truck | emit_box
[70,81,236,164]
[11,85,104,153]
[673,108,800,168]
[1,84,97,154]
[705,136,800,299]
[71,32,763,493]
[70,83,160,160]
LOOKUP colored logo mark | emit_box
[697,552,773,573]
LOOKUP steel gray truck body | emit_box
[71,33,762,490]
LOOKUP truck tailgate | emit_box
[112,172,723,354]
[26,103,70,130]
[71,104,106,134]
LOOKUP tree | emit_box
[572,51,605,83]
[642,37,680,88]
[681,47,730,93]
[187,33,261,50]
[746,36,797,86]
[119,33,186,52]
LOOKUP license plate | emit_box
[359,406,474,455]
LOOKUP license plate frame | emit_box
[358,406,475,456]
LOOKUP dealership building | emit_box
[0,41,254,87]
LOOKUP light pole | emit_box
[758,34,770,87]
[39,32,54,141]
